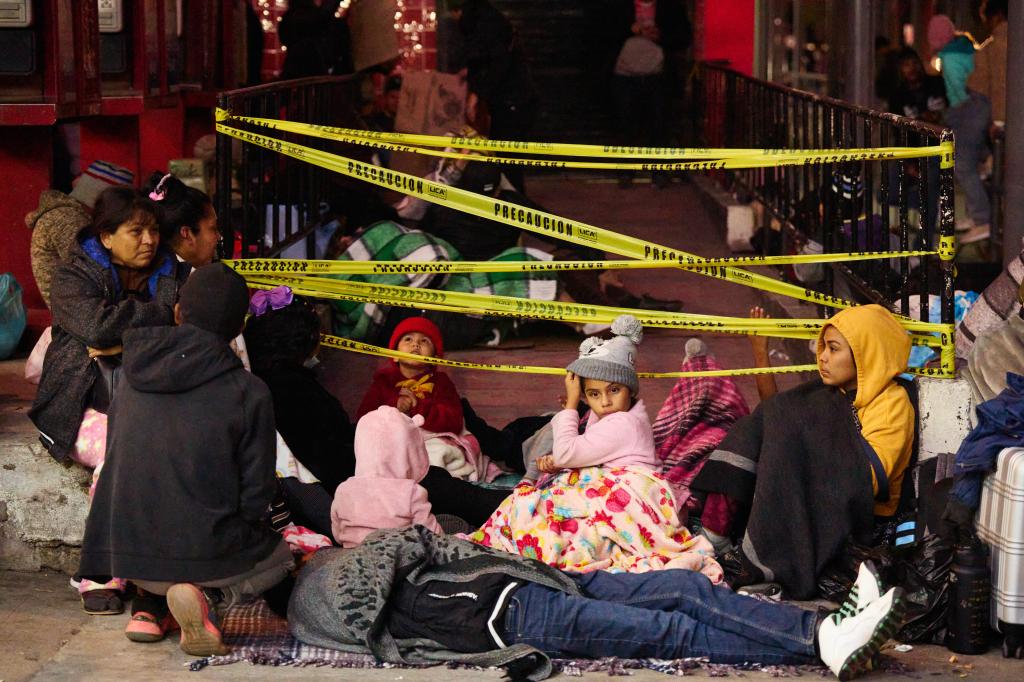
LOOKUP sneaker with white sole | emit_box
[830,561,884,624]
[818,586,906,680]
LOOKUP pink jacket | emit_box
[331,406,443,548]
[550,399,657,470]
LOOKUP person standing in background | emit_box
[449,0,538,192]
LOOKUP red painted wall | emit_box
[0,128,53,323]
[139,104,185,178]
[695,0,756,75]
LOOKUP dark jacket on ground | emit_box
[289,525,580,681]
[257,364,357,494]
[29,234,187,461]
[78,324,281,582]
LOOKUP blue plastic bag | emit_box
[0,273,27,359]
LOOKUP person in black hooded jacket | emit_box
[79,264,293,656]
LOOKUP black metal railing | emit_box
[215,75,367,259]
[698,62,955,326]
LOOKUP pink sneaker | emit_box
[166,584,230,656]
[124,611,179,643]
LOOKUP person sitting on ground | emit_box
[358,316,499,482]
[691,304,914,598]
[962,279,1024,410]
[29,187,189,615]
[242,292,509,529]
[243,293,357,536]
[650,337,750,528]
[78,263,293,656]
[146,172,222,270]
[471,315,722,576]
[26,160,135,307]
[290,526,907,681]
[331,406,444,547]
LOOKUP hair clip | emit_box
[149,173,173,201]
[249,285,294,316]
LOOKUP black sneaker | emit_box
[81,588,124,615]
[723,548,766,590]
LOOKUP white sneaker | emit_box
[959,224,991,245]
[818,586,905,680]
[830,561,884,624]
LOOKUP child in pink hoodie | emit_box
[331,406,443,548]
[471,316,722,577]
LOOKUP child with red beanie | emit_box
[357,317,499,481]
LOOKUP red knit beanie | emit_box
[389,316,444,358]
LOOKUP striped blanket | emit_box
[329,221,558,341]
[651,343,750,515]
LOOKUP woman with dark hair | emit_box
[29,185,190,614]
[146,172,221,269]
[243,291,509,532]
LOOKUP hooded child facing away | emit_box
[692,304,914,598]
[332,406,444,548]
[79,263,292,656]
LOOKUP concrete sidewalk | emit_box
[3,176,1012,681]
[1,570,1012,682]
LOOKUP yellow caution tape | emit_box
[239,270,952,347]
[217,109,952,166]
[938,234,957,261]
[217,121,870,311]
[940,143,955,170]
[226,249,939,277]
[216,113,956,377]
[319,333,949,379]
[320,333,820,378]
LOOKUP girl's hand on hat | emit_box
[88,344,123,359]
[563,371,582,409]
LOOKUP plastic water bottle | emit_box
[945,541,992,654]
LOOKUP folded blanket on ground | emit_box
[691,379,876,598]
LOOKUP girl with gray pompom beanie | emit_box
[532,314,658,477]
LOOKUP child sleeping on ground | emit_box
[331,406,443,547]
[469,315,723,578]
[357,316,499,481]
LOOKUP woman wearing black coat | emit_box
[30,187,189,463]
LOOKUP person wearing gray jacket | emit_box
[289,526,907,681]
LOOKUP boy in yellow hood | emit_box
[817,304,914,517]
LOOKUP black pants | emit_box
[420,467,510,528]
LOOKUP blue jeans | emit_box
[945,92,992,225]
[504,570,819,665]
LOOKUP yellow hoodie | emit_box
[817,304,914,517]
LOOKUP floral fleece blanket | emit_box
[468,464,723,578]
